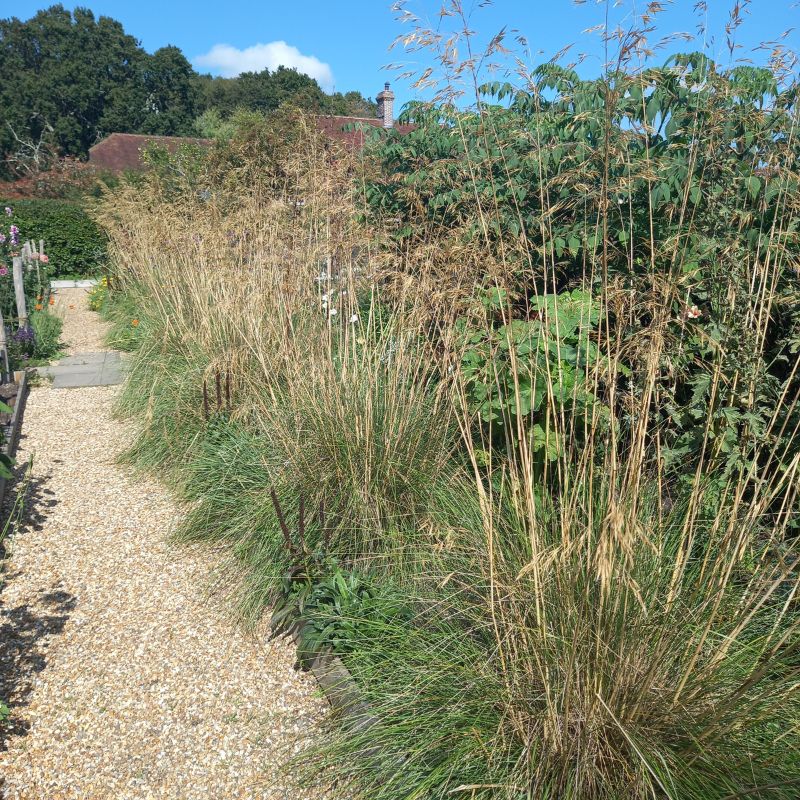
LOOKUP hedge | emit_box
[0,199,107,278]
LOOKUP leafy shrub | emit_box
[364,55,800,501]
[30,310,63,361]
[6,311,63,367]
[458,287,607,461]
[87,276,108,311]
[0,199,107,277]
[272,558,411,664]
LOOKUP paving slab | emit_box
[50,279,98,289]
[36,351,125,388]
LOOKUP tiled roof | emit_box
[88,133,212,172]
[314,116,416,148]
[89,117,416,171]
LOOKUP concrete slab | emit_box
[59,352,109,366]
[35,351,125,388]
[51,279,98,289]
[53,370,105,388]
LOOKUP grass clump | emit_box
[92,3,800,796]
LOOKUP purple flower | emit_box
[0,267,8,276]
[13,327,35,344]
[4,207,11,217]
[9,225,19,246]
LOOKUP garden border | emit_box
[0,370,29,511]
[282,617,380,734]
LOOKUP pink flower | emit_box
[40,254,49,264]
[0,267,8,276]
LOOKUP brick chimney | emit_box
[376,82,394,128]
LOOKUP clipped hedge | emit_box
[0,199,107,277]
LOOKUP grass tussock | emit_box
[94,5,800,797]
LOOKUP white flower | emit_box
[321,293,328,301]
[350,314,358,323]
[329,308,338,317]
[683,304,701,320]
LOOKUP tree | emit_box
[0,6,144,168]
[193,66,378,121]
[138,46,199,136]
[0,6,199,174]
[0,5,377,177]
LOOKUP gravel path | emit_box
[51,286,110,354]
[0,301,330,798]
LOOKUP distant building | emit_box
[317,83,415,148]
[88,133,212,172]
[89,84,413,171]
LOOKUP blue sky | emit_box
[9,1,800,110]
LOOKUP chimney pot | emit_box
[376,82,395,129]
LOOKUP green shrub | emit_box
[0,199,107,277]
[6,311,62,368]
[31,310,63,361]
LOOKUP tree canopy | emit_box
[0,5,377,176]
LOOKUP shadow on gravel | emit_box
[0,588,76,751]
[14,470,59,534]
[1,454,70,757]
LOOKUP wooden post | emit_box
[23,242,32,278]
[0,306,9,380]
[12,256,28,328]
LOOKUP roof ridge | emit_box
[89,132,212,151]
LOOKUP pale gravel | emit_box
[50,286,110,354]
[0,299,335,798]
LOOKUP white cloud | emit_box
[194,41,334,91]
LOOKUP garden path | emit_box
[0,294,330,799]
[34,287,123,387]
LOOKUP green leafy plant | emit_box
[273,557,410,664]
[30,310,63,361]
[458,288,606,460]
[87,276,109,311]
[0,199,107,277]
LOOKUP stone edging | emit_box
[281,617,380,734]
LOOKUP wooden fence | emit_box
[1,239,48,381]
